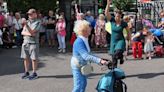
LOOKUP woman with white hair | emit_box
[95,14,107,48]
[71,20,108,92]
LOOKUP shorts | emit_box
[21,43,39,60]
[46,29,55,40]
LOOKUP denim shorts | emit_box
[46,29,55,40]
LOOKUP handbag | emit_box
[72,57,93,75]
[81,63,93,75]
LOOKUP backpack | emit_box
[96,68,127,92]
[114,77,127,92]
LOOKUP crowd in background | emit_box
[0,6,164,59]
[0,10,67,53]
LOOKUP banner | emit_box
[139,0,151,3]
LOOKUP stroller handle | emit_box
[101,59,115,71]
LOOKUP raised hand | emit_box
[107,0,112,5]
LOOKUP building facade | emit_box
[138,0,164,24]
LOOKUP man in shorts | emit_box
[21,9,40,80]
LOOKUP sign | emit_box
[139,0,151,3]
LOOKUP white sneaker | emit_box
[58,49,62,53]
[149,57,152,60]
[104,44,107,47]
[62,49,66,53]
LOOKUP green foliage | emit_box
[6,0,58,13]
[112,0,135,11]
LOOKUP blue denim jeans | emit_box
[72,69,87,92]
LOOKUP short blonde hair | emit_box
[123,15,130,22]
[99,14,105,20]
[74,20,90,35]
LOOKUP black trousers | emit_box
[112,49,124,67]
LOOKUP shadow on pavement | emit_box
[126,72,164,79]
[0,49,45,76]
[39,73,104,79]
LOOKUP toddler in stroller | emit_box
[148,28,164,57]
[96,59,127,92]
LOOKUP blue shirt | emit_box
[85,16,94,25]
[71,37,101,69]
[149,29,162,37]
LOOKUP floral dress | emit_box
[95,20,106,47]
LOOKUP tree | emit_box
[112,0,136,12]
[6,0,58,13]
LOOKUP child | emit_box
[144,31,154,60]
[56,16,66,53]
[131,26,148,59]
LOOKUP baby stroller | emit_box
[96,60,127,92]
[153,36,164,57]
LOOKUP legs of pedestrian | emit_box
[132,42,137,59]
[57,34,66,53]
[57,34,62,52]
[148,51,152,60]
[138,42,143,59]
[22,58,30,79]
[95,35,100,48]
[72,69,87,92]
[28,60,38,80]
[112,54,118,67]
[61,36,66,53]
[47,29,55,47]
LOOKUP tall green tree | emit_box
[6,0,58,13]
[112,0,135,11]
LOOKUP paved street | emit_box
[0,48,164,92]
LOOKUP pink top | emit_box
[56,20,66,36]
[0,15,5,28]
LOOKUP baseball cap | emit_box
[27,9,36,14]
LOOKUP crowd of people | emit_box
[0,9,67,53]
[70,0,164,91]
[0,0,164,91]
